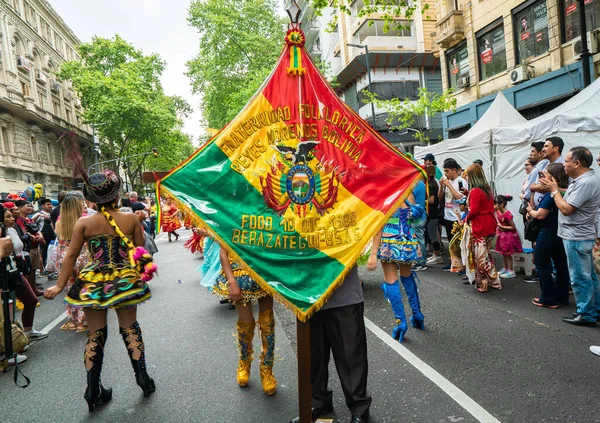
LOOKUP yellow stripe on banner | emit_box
[280,182,384,267]
[216,93,293,192]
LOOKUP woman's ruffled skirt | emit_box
[65,264,151,309]
[213,260,269,302]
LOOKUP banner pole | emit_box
[296,318,312,423]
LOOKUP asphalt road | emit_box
[2,234,599,423]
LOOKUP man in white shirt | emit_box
[438,158,467,270]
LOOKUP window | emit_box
[446,42,469,89]
[477,23,507,80]
[65,109,72,123]
[31,137,38,161]
[514,0,550,62]
[1,128,11,155]
[24,2,36,27]
[38,92,44,107]
[21,81,30,96]
[12,0,21,15]
[53,100,60,116]
[357,81,420,108]
[562,0,600,42]
[41,19,51,42]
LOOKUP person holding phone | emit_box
[438,158,468,271]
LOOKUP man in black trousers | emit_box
[291,266,371,423]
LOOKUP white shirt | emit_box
[444,177,468,221]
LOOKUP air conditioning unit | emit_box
[572,32,598,59]
[510,66,532,85]
[457,76,470,88]
[50,80,61,94]
[35,69,48,84]
[17,56,31,72]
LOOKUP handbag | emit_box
[524,218,541,242]
[45,240,58,273]
[518,199,529,217]
[0,314,28,354]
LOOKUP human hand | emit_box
[0,236,13,258]
[228,281,243,303]
[366,254,378,271]
[539,174,558,192]
[44,285,63,300]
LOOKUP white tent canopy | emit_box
[415,92,527,178]
[491,77,600,234]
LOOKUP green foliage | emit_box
[58,35,193,185]
[310,0,431,33]
[365,87,457,144]
[313,57,340,88]
[186,0,285,129]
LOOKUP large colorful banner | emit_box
[160,28,424,321]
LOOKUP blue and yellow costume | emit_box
[377,204,425,343]
[212,251,276,396]
[377,207,421,264]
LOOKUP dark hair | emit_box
[494,195,512,206]
[14,199,27,207]
[425,165,436,179]
[546,136,564,154]
[120,198,131,208]
[473,159,484,166]
[57,191,68,203]
[569,146,593,168]
[531,141,545,153]
[443,158,461,170]
[545,163,569,189]
[38,198,52,206]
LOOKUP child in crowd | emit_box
[494,195,523,279]
[449,198,468,273]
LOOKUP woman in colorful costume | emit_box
[56,191,89,332]
[161,198,181,242]
[45,170,156,412]
[184,228,205,256]
[368,191,425,343]
[215,247,277,396]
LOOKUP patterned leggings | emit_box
[473,236,501,291]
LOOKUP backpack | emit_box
[39,216,56,242]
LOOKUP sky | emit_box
[48,0,205,143]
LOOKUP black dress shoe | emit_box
[563,315,597,327]
[350,411,370,423]
[290,404,333,423]
[572,312,600,322]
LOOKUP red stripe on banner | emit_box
[261,48,422,213]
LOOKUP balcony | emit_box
[436,10,464,49]
[360,36,418,52]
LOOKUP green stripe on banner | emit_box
[294,46,298,67]
[162,141,346,312]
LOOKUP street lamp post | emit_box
[88,148,159,181]
[90,123,106,172]
[347,43,377,129]
[578,0,591,88]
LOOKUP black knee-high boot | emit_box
[84,326,112,412]
[120,321,156,397]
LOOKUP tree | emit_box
[364,87,457,144]
[186,0,285,130]
[310,0,431,33]
[59,35,193,180]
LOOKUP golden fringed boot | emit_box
[258,309,277,396]
[236,319,255,387]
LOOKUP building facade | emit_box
[436,0,598,138]
[0,0,92,197]
[291,0,443,151]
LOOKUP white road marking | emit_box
[364,317,501,423]
[41,311,68,333]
